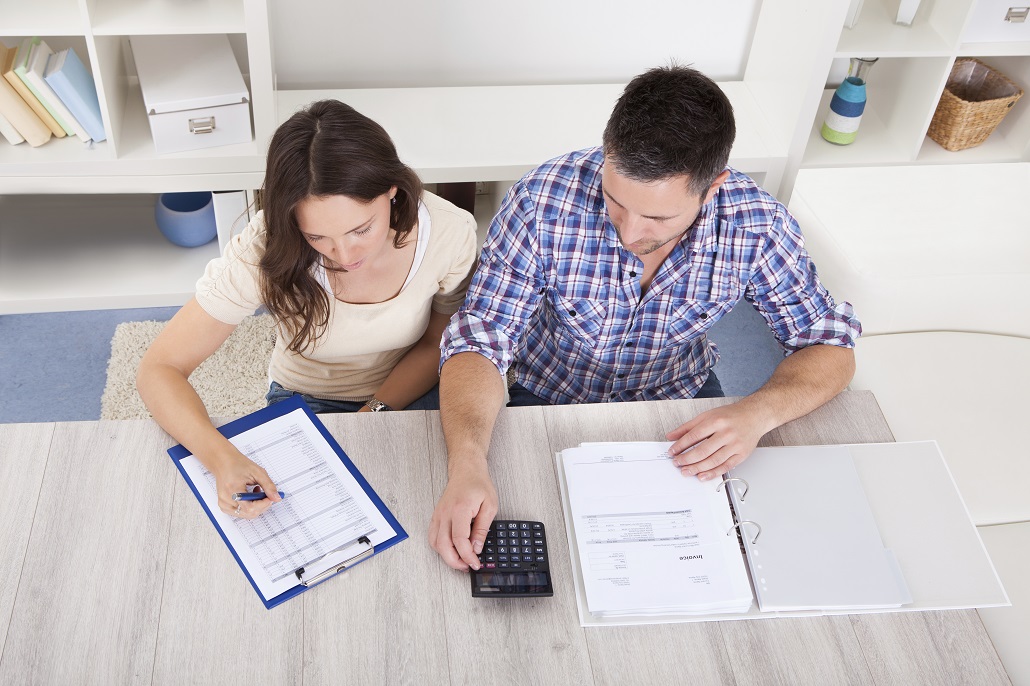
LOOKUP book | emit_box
[167,395,408,609]
[556,440,1006,626]
[0,48,51,147]
[0,41,65,138]
[11,37,74,137]
[43,48,106,143]
[212,190,251,251]
[22,39,90,142]
[0,110,25,145]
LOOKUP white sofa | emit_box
[789,164,1030,684]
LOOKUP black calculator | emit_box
[470,519,554,598]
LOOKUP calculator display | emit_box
[470,519,554,598]
[472,571,550,595]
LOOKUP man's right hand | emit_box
[429,463,498,571]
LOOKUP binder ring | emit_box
[728,520,762,544]
[717,477,749,501]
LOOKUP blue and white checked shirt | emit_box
[441,147,861,404]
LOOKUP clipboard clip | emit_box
[295,535,374,587]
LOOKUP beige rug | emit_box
[100,314,277,420]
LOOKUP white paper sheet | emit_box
[560,442,753,617]
[182,408,397,600]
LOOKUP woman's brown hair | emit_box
[258,100,423,352]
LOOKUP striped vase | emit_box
[821,58,878,145]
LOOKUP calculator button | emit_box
[498,555,508,562]
[536,556,546,562]
[535,547,544,554]
[508,523,518,529]
[484,555,495,562]
[522,547,532,555]
[520,523,530,530]
[498,546,507,554]
[533,531,543,538]
[523,538,532,546]
[485,563,496,569]
[484,546,494,554]
[532,523,542,529]
[496,531,506,538]
[511,555,521,562]
[510,562,521,568]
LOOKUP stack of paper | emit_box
[558,442,753,619]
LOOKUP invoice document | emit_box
[560,442,753,616]
[182,407,399,599]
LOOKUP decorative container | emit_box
[927,58,1024,152]
[155,192,217,247]
[821,57,878,145]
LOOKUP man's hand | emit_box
[429,463,498,571]
[665,400,773,481]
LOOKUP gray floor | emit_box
[0,301,783,424]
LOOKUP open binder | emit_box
[167,394,407,609]
[555,440,1008,626]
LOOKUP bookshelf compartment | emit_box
[0,193,219,314]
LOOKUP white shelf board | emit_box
[0,2,85,36]
[958,41,1030,57]
[802,90,915,167]
[917,133,1025,163]
[89,0,246,35]
[0,194,218,313]
[278,81,776,184]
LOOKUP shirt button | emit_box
[568,309,577,316]
[628,271,637,277]
[700,313,709,320]
[626,342,635,347]
[617,373,626,379]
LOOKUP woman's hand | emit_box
[212,449,282,519]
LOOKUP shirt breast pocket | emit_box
[665,283,739,345]
[549,292,608,346]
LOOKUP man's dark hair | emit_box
[602,65,735,197]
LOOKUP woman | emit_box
[137,100,479,520]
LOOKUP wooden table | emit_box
[0,391,1010,685]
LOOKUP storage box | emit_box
[963,1,1030,43]
[130,34,252,155]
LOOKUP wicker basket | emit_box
[927,58,1024,151]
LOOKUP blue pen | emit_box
[232,490,287,501]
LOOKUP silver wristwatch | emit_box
[364,398,392,412]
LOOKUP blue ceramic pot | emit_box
[155,192,216,247]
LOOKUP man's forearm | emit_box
[439,351,507,474]
[739,344,856,433]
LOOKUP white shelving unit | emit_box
[29,0,1028,314]
[802,0,1030,173]
[0,0,273,313]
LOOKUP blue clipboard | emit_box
[167,394,408,609]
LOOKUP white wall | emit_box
[270,0,761,89]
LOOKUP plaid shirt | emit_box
[441,147,861,404]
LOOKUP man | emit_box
[430,65,861,571]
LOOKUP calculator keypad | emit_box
[478,520,548,572]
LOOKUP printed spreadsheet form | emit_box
[182,408,397,599]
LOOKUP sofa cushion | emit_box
[851,331,1030,525]
[789,165,1030,337]
[977,522,1030,686]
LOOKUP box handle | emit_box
[189,116,216,134]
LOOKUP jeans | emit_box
[506,369,725,407]
[265,381,441,413]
